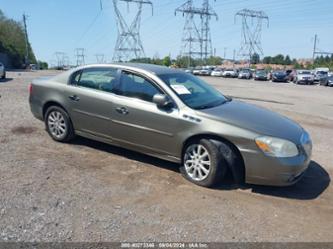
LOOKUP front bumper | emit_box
[297,79,314,84]
[272,77,288,82]
[241,148,311,186]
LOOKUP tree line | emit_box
[130,55,223,68]
[252,53,333,70]
[0,9,48,69]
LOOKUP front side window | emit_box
[115,71,162,102]
[158,72,228,110]
[75,68,117,93]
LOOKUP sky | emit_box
[0,0,332,65]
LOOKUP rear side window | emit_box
[73,68,118,93]
[114,71,162,102]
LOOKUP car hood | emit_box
[196,100,304,143]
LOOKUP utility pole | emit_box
[311,35,333,61]
[22,14,29,68]
[312,34,318,61]
[112,0,153,62]
[233,49,236,68]
[235,9,269,63]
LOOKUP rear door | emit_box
[64,67,119,137]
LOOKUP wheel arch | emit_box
[42,101,68,120]
[182,133,246,184]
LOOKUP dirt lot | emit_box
[0,70,332,242]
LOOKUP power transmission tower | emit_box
[22,14,30,68]
[75,48,86,66]
[175,0,202,67]
[55,52,65,69]
[112,0,153,62]
[95,54,105,63]
[235,9,269,62]
[200,0,218,63]
[176,0,217,67]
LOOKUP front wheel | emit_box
[45,106,75,142]
[180,139,228,187]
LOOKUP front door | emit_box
[110,70,185,158]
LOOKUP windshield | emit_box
[158,73,228,110]
[256,71,266,75]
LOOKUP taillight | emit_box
[29,84,33,94]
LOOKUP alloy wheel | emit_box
[47,111,67,139]
[184,144,211,181]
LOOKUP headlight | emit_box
[255,136,299,158]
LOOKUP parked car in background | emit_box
[272,71,289,82]
[319,75,333,86]
[0,62,6,79]
[193,67,202,75]
[211,68,223,77]
[222,69,237,78]
[294,70,315,85]
[199,68,212,76]
[184,68,193,74]
[254,70,269,81]
[286,69,296,82]
[29,63,312,187]
[314,71,328,83]
[238,69,252,79]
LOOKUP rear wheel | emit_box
[180,139,228,187]
[45,106,75,142]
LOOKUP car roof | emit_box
[78,63,181,75]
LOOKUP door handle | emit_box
[116,107,129,115]
[68,95,80,101]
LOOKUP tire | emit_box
[180,139,228,188]
[45,106,75,142]
[1,72,5,79]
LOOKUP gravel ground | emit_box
[0,70,332,242]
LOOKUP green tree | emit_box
[206,56,223,65]
[162,56,171,67]
[284,55,292,65]
[0,9,36,68]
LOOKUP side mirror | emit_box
[153,94,173,108]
